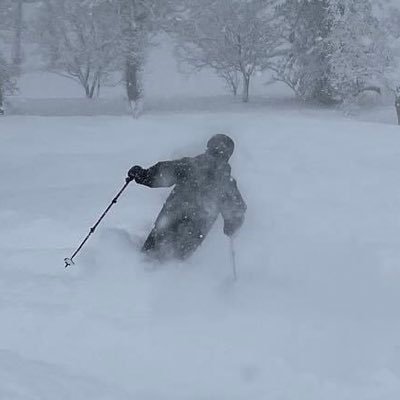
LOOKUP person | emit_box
[126,134,246,261]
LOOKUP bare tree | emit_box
[36,0,172,115]
[173,0,285,102]
[36,0,119,99]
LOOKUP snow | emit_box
[2,110,400,399]
[0,350,131,400]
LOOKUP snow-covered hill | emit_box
[1,111,400,399]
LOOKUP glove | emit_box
[126,165,147,184]
[223,220,237,237]
[223,216,244,237]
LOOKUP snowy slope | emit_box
[1,111,400,399]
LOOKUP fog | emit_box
[2,2,400,400]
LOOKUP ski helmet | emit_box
[206,134,235,160]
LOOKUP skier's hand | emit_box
[126,165,146,184]
[223,215,244,237]
[223,221,237,237]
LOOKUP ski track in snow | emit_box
[1,112,400,399]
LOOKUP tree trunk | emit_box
[96,79,101,98]
[12,0,23,71]
[125,60,142,118]
[88,78,98,99]
[83,79,98,99]
[80,73,101,99]
[228,73,239,97]
[0,84,4,115]
[395,96,400,126]
[84,84,91,99]
[242,75,250,103]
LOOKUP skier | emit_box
[126,134,247,261]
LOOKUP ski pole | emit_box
[64,180,131,268]
[229,237,237,281]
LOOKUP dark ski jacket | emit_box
[138,152,246,261]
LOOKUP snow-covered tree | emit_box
[0,0,18,114]
[0,54,16,114]
[112,0,173,116]
[1,0,38,73]
[112,0,151,116]
[173,0,285,102]
[4,0,35,71]
[11,0,23,71]
[275,0,388,104]
[380,2,400,124]
[326,0,389,103]
[274,0,333,102]
[36,0,119,99]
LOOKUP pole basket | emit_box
[64,258,75,268]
